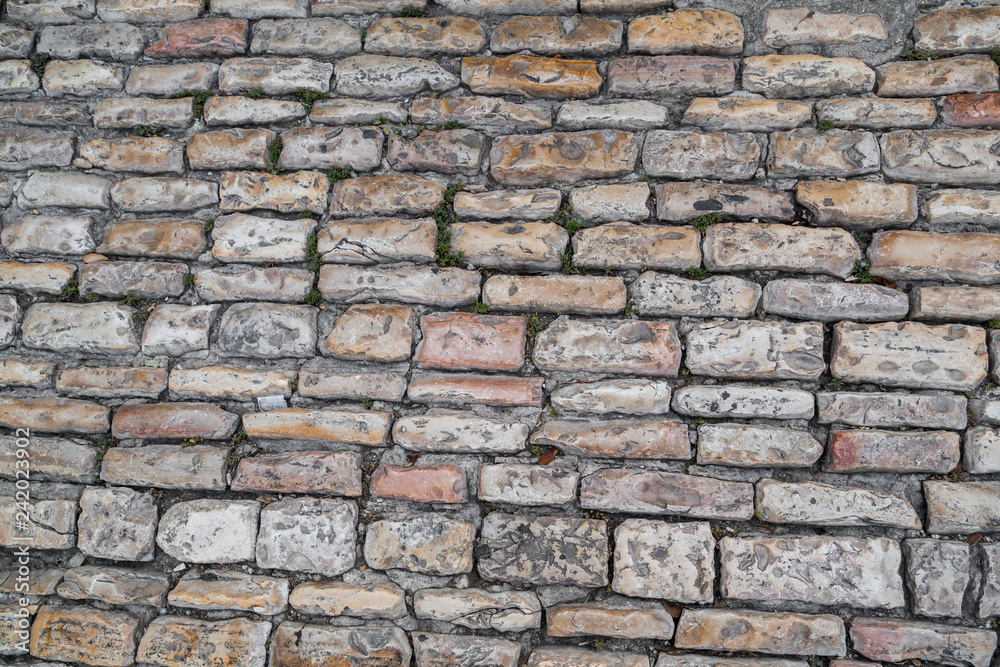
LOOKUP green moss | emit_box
[31,52,50,79]
[691,213,721,232]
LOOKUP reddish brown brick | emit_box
[827,429,960,473]
[370,464,468,503]
[943,93,1000,127]
[407,373,545,407]
[145,19,249,58]
[112,402,239,440]
[231,451,362,496]
[415,312,527,372]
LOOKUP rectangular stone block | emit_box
[3,215,94,256]
[697,423,823,468]
[101,445,229,491]
[137,616,270,667]
[413,588,540,632]
[644,130,759,180]
[388,129,485,176]
[882,130,1000,185]
[30,607,139,667]
[818,392,967,430]
[608,55,735,97]
[796,180,917,228]
[451,222,567,271]
[0,435,96,483]
[318,218,436,265]
[0,359,54,388]
[168,570,288,614]
[296,369,408,401]
[926,481,1000,534]
[393,413,527,453]
[531,418,689,459]
[827,429,960,473]
[364,514,474,575]
[877,56,999,97]
[817,96,937,129]
[110,177,219,212]
[271,622,412,667]
[550,378,672,415]
[0,397,108,435]
[330,174,444,217]
[58,567,170,607]
[335,54,458,98]
[19,171,110,209]
[454,188,561,220]
[370,464,467,504]
[675,609,846,657]
[742,54,874,98]
[851,619,996,667]
[490,130,638,185]
[686,320,825,381]
[168,365,295,400]
[869,230,1000,285]
[673,385,814,420]
[479,464,579,506]
[630,273,760,319]
[533,317,681,376]
[547,597,675,640]
[720,536,904,609]
[257,497,356,576]
[463,55,601,99]
[482,274,626,315]
[906,539,970,618]
[413,633,521,667]
[831,321,987,391]
[580,468,753,519]
[188,128,273,170]
[243,409,390,446]
[704,222,861,278]
[769,129,880,178]
[204,96,305,125]
[0,261,75,295]
[764,9,886,46]
[415,312,525,372]
[55,366,167,398]
[761,279,909,323]
[407,373,545,407]
[100,219,207,259]
[912,286,1000,322]
[0,497,76,549]
[756,479,919,528]
[572,223,700,271]
[655,182,795,222]
[281,126,382,171]
[289,581,405,619]
[232,451,361,496]
[614,520,715,603]
[219,170,328,214]
[219,57,331,94]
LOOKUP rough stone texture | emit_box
[756,479,920,528]
[573,223,700,271]
[289,581,405,619]
[271,622,412,667]
[697,424,822,467]
[580,469,753,520]
[818,392,968,430]
[156,499,260,563]
[704,223,861,278]
[850,619,997,667]
[761,279,909,323]
[490,130,638,185]
[137,617,269,667]
[675,609,846,657]
[534,317,681,376]
[256,497,356,576]
[364,514,475,575]
[685,320,825,381]
[414,588,541,631]
[30,607,140,667]
[925,481,1000,534]
[673,386,814,420]
[77,487,157,561]
[168,570,288,614]
[631,273,760,319]
[905,539,970,618]
[613,520,715,603]
[869,230,1000,285]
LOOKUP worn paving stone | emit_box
[58,566,170,607]
[817,96,937,130]
[281,126,383,171]
[336,54,458,97]
[367,16,484,56]
[557,99,669,130]
[0,397,109,435]
[608,55,735,97]
[479,464,578,506]
[534,317,681,376]
[796,180,917,228]
[318,265,480,307]
[156,499,260,563]
[168,569,288,614]
[547,597,675,639]
[675,609,846,657]
[761,279,909,323]
[743,54,875,98]
[364,513,475,575]
[882,130,1000,185]
[416,312,525,372]
[490,130,638,185]
[216,303,317,358]
[37,23,144,61]
[720,536,905,609]
[828,428,960,475]
[243,408,391,446]
[912,286,1000,322]
[219,57,331,94]
[682,97,812,132]
[613,519,714,603]
[3,215,95,256]
[188,128,273,170]
[219,170,329,214]
[978,543,1000,617]
[878,56,999,97]
[532,418,689,459]
[110,177,219,212]
[630,273,760,319]
[478,513,609,587]
[926,481,1000,534]
[818,392,967,430]
[0,496,76,549]
[697,423,822,467]
[493,15,621,55]
[252,18,361,56]
[408,373,544,407]
[370,464,468,504]
[644,130,759,180]
[330,174,444,217]
[769,129,880,178]
[463,55,601,99]
[685,320,825,381]
[905,538,970,618]
[451,222,567,271]
[137,616,269,667]
[296,369,407,401]
[0,359,55,388]
[944,93,1000,127]
[580,469,753,519]
[52,365,163,401]
[112,403,238,440]
[232,451,361,496]
[211,214,313,264]
[256,497,357,576]
[0,435,96,483]
[966,427,1000,473]
[658,658,808,667]
[101,445,228,491]
[629,10,742,55]
[924,189,1000,225]
[572,223,700,271]
[29,607,139,667]
[414,588,541,631]
[18,171,111,209]
[318,218,435,265]
[550,379,672,415]
[125,63,218,96]
[413,632,522,667]
[831,321,988,391]
[763,8,886,46]
[704,222,860,278]
[394,412,527,453]
[81,261,187,300]
[271,622,412,667]
[168,365,295,401]
[570,182,650,222]
[870,230,1000,285]
[411,96,550,131]
[323,304,413,362]
[77,487,157,562]
[850,619,996,667]
[756,479,920,528]
[204,96,305,125]
[289,581,406,619]
[483,274,626,315]
[529,647,650,667]
[673,385,814,420]
[99,219,206,259]
[194,266,313,303]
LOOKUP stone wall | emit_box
[2,0,1000,665]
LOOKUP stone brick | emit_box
[0,100,91,126]
[608,56,735,97]
[211,214,313,264]
[38,23,144,60]
[6,0,95,23]
[252,18,361,57]
[204,96,306,125]
[411,96,550,131]
[979,543,1000,616]
[763,9,886,46]
[94,98,193,132]
[557,100,670,130]
[818,392,968,430]
[0,129,73,171]
[686,320,825,381]
[905,539,970,618]
[370,464,468,503]
[79,136,185,174]
[705,222,861,278]
[0,359,54,388]
[926,481,1000,534]
[630,273,760,319]
[966,427,1000,473]
[483,274,626,315]
[101,445,228,491]
[98,0,201,22]
[2,215,95,256]
[870,230,1000,285]
[141,304,218,357]
[878,56,998,97]
[169,366,296,401]
[289,581,406,619]
[493,15,621,55]
[0,496,76,549]
[914,7,1000,54]
[187,128,274,170]
[534,317,681,376]
[272,622,412,667]
[529,647,649,667]
[220,170,328,214]
[281,126,383,171]
[550,378,672,415]
[675,609,846,657]
[673,385,814,420]
[367,16,485,56]
[831,321,987,391]
[796,180,917,228]
[126,63,218,96]
[77,487,157,561]
[454,188,561,220]
[296,369,408,401]
[388,129,484,176]
[451,222,567,270]
[243,408,391,446]
[437,0,574,12]
[365,513,474,575]
[30,607,139,667]
[769,129,880,178]
[573,223,700,271]
[491,130,638,185]
[216,302,317,358]
[416,312,526,372]
[882,130,1000,185]
[580,469,753,519]
[256,497,356,575]
[850,619,996,667]
[58,567,170,607]
[168,570,289,614]
[319,265,480,307]
[569,183,650,222]
[414,588,541,631]
[0,60,38,96]
[137,617,269,667]
[756,479,919,528]
[743,55,875,98]
[0,26,33,58]
[532,418,689,459]
[547,597,675,639]
[697,423,822,467]
[194,266,313,302]
[23,303,137,354]
[81,261,187,300]
[335,54,457,97]
[330,174,444,217]
[683,97,810,132]
[479,463,578,506]
[0,262,73,294]
[463,55,601,99]
[761,280,909,323]
[629,10,742,55]
[18,172,108,211]
[413,633,521,667]
[408,373,545,407]
[112,403,238,440]
[944,92,1000,127]
[0,435,94,482]
[644,130,759,180]
[157,499,260,563]
[817,96,937,129]
[323,304,413,362]
[212,0,307,18]
[394,412,527,453]
[831,429,958,476]
[318,218,435,265]
[219,57,331,94]
[659,659,807,667]
[110,177,219,212]
[56,366,165,399]
[42,60,126,97]
[232,451,362,496]
[614,520,714,603]
[924,189,1000,225]
[721,536,904,609]
[479,513,608,587]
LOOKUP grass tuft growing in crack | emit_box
[434,180,465,267]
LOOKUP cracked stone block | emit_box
[905,538,970,618]
[675,609,846,657]
[413,632,521,667]
[167,569,288,615]
[0,497,76,550]
[271,622,412,667]
[413,588,541,631]
[580,469,753,519]
[256,497,357,576]
[364,513,474,575]
[531,418,690,459]
[156,499,260,563]
[137,616,270,667]
[613,519,714,603]
[289,581,406,619]
[756,479,920,528]
[57,566,170,607]
[29,606,139,667]
[850,618,996,667]
[77,487,157,561]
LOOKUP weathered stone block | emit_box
[827,429,960,473]
[905,539,970,618]
[818,392,967,430]
[393,412,527,453]
[336,54,457,98]
[78,487,157,561]
[532,418,689,459]
[742,54,875,98]
[323,304,413,362]
[644,130,759,180]
[675,609,846,657]
[112,403,238,440]
[156,499,260,563]
[463,55,601,99]
[479,464,579,506]
[630,273,760,319]
[232,451,361,496]
[168,570,288,614]
[534,317,681,376]
[271,622,412,667]
[493,15,621,55]
[580,469,753,520]
[407,373,545,407]
[572,223,700,271]
[491,130,638,185]
[243,408,390,446]
[101,445,228,491]
[697,423,822,467]
[550,379,672,415]
[686,320,825,381]
[370,464,467,504]
[29,607,139,667]
[756,479,919,528]
[608,55,735,97]
[289,581,405,619]
[673,386,814,420]
[762,279,908,323]
[850,619,996,667]
[482,274,626,315]
[414,588,540,631]
[319,265,480,307]
[614,520,714,603]
[364,513,474,575]
[926,481,1000,534]
[256,497,357,576]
